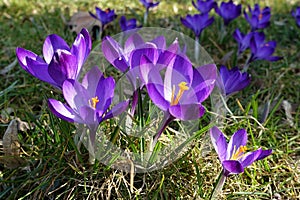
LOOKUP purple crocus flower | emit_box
[140,55,216,121]
[119,16,141,32]
[216,65,251,96]
[291,6,300,27]
[181,13,214,39]
[140,0,160,10]
[249,32,282,63]
[140,55,216,147]
[192,0,217,14]
[215,0,242,26]
[233,29,253,55]
[16,28,91,88]
[210,126,272,177]
[244,4,271,31]
[89,7,117,28]
[48,66,129,143]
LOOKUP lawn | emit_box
[0,0,299,199]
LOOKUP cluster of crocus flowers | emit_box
[244,4,271,31]
[215,0,242,26]
[232,29,282,71]
[291,6,300,27]
[16,28,91,89]
[210,126,272,177]
[216,65,251,97]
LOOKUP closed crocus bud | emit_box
[215,0,242,26]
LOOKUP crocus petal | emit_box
[43,34,70,64]
[140,57,163,85]
[226,129,248,160]
[63,80,89,111]
[79,106,98,125]
[102,100,130,121]
[48,99,82,123]
[16,47,43,71]
[222,160,244,174]
[102,36,128,72]
[256,149,272,160]
[240,148,262,168]
[24,57,51,81]
[95,77,115,112]
[81,66,104,94]
[164,55,193,100]
[146,83,170,111]
[124,33,145,53]
[70,32,88,77]
[130,42,159,68]
[210,126,228,162]
[191,64,216,102]
[80,28,92,59]
[48,50,78,87]
[151,35,166,53]
[169,103,205,120]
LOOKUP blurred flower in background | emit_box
[192,0,217,14]
[291,6,300,27]
[216,65,251,97]
[181,13,214,40]
[215,0,242,26]
[244,4,271,31]
[119,16,141,32]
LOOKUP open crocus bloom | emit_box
[244,4,271,31]
[216,65,251,96]
[210,126,272,177]
[48,66,129,142]
[140,54,216,121]
[16,28,91,88]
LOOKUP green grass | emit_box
[0,0,299,199]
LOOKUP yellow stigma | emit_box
[90,96,99,108]
[171,81,189,106]
[230,145,247,160]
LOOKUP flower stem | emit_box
[143,9,149,25]
[242,54,252,72]
[209,170,226,200]
[151,112,174,151]
[220,95,233,116]
[195,36,200,63]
